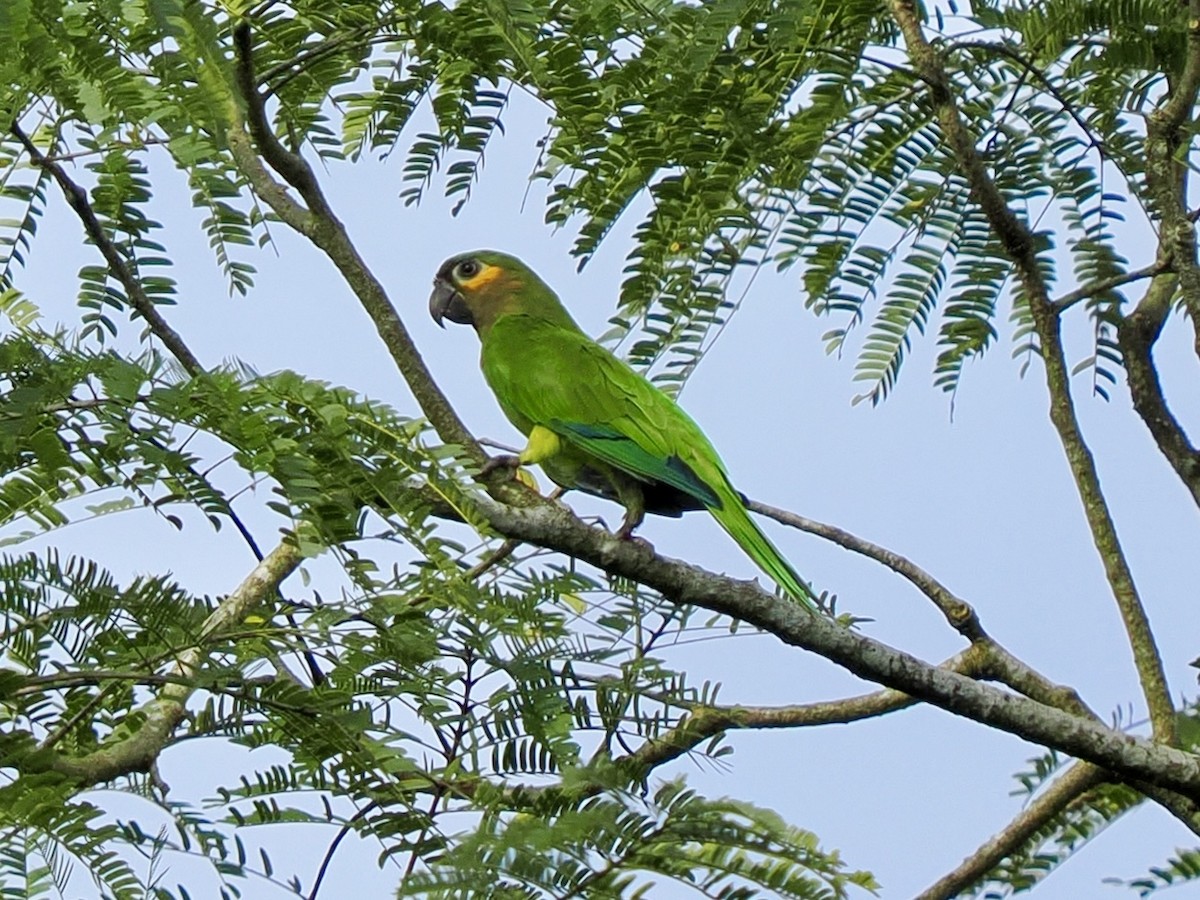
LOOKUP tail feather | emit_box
[711,496,818,610]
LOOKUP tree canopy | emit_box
[1,0,1199,897]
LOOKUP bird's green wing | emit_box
[548,421,722,509]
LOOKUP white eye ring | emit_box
[456,260,480,279]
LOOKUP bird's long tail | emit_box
[712,494,818,610]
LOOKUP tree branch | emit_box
[886,0,1176,747]
[13,117,327,689]
[470,494,1200,798]
[916,762,1109,900]
[22,539,303,786]
[619,647,987,775]
[1054,261,1172,312]
[11,122,204,375]
[226,23,486,468]
[748,499,985,640]
[1118,273,1200,506]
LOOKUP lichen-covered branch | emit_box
[24,539,303,786]
[1131,1,1200,505]
[472,494,1200,798]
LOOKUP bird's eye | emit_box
[455,259,480,280]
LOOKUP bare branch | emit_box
[748,499,985,640]
[981,641,1096,720]
[1054,262,1172,312]
[619,647,986,775]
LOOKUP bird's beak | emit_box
[429,278,474,327]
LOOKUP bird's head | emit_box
[429,251,573,335]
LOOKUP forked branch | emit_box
[886,0,1176,747]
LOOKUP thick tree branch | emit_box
[441,490,1173,813]
[1032,266,1176,744]
[470,495,1200,798]
[932,635,1200,892]
[887,0,1176,746]
[1155,1,1200,133]
[748,502,1106,725]
[1115,2,1200,523]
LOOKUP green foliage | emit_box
[961,748,1141,898]
[402,781,877,898]
[1114,847,1200,897]
[0,0,1190,896]
[0,328,856,895]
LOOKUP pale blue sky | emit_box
[14,80,1200,898]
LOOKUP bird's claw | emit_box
[615,522,653,551]
[480,454,521,477]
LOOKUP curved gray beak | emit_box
[429,279,474,327]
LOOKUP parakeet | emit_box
[429,250,816,608]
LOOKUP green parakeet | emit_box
[429,250,816,608]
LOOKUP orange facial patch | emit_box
[460,263,505,292]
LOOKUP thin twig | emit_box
[1053,261,1172,311]
[12,123,204,374]
[308,801,379,900]
[617,647,986,775]
[748,498,985,640]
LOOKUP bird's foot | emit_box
[615,522,653,551]
[623,534,654,551]
[480,454,521,477]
